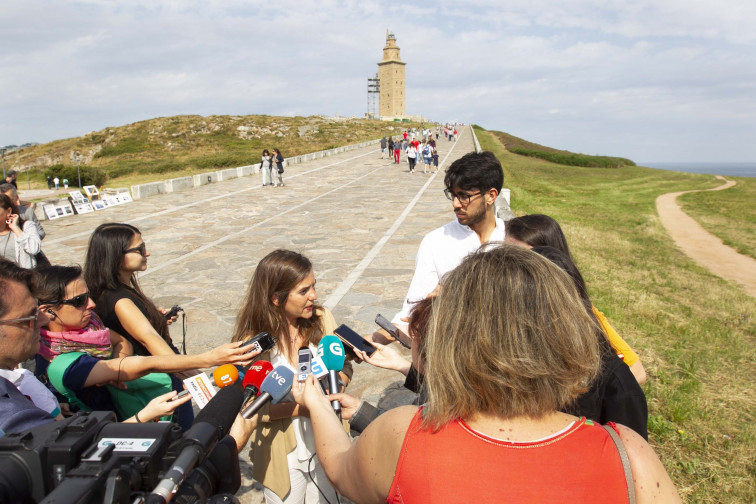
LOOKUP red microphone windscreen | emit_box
[243,360,274,391]
[213,364,239,388]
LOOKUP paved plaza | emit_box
[26,127,476,503]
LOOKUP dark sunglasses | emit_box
[124,243,147,257]
[58,292,91,309]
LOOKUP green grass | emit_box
[677,178,756,260]
[491,130,635,167]
[476,125,756,503]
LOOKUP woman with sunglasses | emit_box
[84,223,221,428]
[34,265,257,423]
[0,193,40,268]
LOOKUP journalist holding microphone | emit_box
[292,245,680,504]
[231,249,353,504]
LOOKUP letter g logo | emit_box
[329,342,343,356]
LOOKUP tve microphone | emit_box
[147,386,243,504]
[241,366,294,419]
[213,364,239,388]
[242,360,274,405]
[318,335,345,419]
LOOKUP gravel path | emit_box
[656,176,756,298]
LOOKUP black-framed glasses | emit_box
[444,189,482,205]
[57,292,91,309]
[124,243,147,257]
[0,306,40,329]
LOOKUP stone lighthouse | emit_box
[377,30,406,119]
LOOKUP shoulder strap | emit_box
[602,424,636,504]
[47,352,91,412]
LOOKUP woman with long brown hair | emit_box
[232,249,352,504]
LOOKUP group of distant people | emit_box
[0,148,681,503]
[380,129,440,174]
[260,149,286,187]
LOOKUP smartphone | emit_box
[375,313,412,349]
[168,390,190,402]
[333,324,377,357]
[297,347,312,382]
[241,331,277,354]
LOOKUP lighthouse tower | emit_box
[377,30,406,119]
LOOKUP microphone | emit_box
[318,335,345,419]
[147,386,243,504]
[213,364,239,388]
[242,361,274,405]
[241,366,294,419]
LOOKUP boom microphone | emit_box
[241,366,294,419]
[242,361,274,405]
[213,364,239,388]
[147,386,243,504]
[318,335,345,419]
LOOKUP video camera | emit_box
[0,409,241,503]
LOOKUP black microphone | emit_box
[147,386,243,504]
[241,366,294,419]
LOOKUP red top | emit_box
[388,410,629,504]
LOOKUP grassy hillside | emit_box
[476,125,755,503]
[678,179,756,260]
[492,130,635,168]
[5,115,422,190]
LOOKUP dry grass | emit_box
[477,125,756,503]
[5,114,426,192]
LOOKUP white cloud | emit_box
[0,0,754,161]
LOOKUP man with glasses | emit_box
[0,259,59,434]
[391,151,505,329]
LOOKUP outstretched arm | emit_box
[83,342,259,387]
[292,375,413,503]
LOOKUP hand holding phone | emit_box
[375,314,412,349]
[168,390,190,402]
[334,324,377,357]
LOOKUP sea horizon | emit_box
[640,161,756,178]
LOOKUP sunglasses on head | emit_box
[58,292,90,309]
[124,242,147,257]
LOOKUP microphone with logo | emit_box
[242,361,274,406]
[146,385,243,504]
[212,363,240,389]
[241,366,295,419]
[317,335,345,419]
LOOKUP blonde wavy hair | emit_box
[422,245,600,428]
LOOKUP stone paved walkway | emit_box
[27,127,475,503]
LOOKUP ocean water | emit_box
[641,162,756,178]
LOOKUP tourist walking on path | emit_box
[47,176,53,190]
[261,149,274,187]
[53,177,59,190]
[272,149,285,187]
[406,142,418,173]
[393,139,401,164]
[431,148,439,172]
[380,136,387,159]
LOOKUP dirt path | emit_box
[656,176,756,298]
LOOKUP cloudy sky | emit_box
[2,0,755,163]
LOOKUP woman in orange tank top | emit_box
[293,245,680,504]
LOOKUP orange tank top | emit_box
[387,410,629,504]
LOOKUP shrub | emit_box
[45,165,108,187]
[508,147,635,168]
